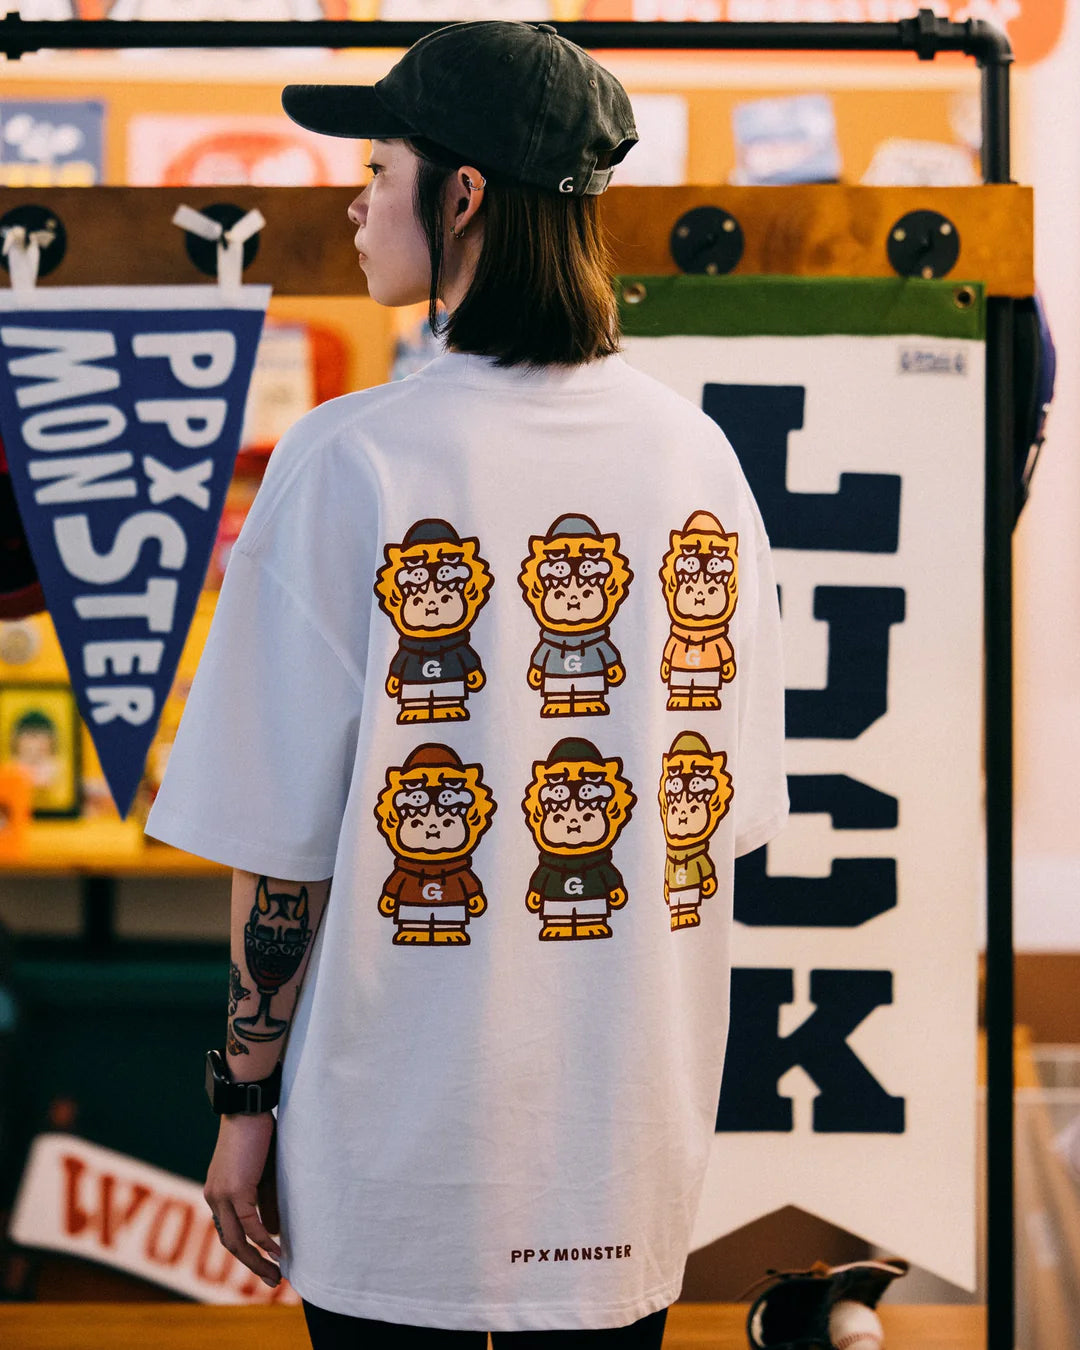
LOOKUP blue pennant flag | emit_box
[0,284,270,818]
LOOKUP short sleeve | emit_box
[144,548,362,878]
[733,503,788,857]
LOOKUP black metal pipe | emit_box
[0,15,979,55]
[978,39,1013,184]
[0,12,1017,189]
[984,296,1015,1350]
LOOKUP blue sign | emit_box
[0,101,105,187]
[731,93,840,186]
[0,286,269,816]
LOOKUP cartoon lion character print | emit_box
[522,736,636,941]
[659,731,733,930]
[659,510,738,711]
[374,745,497,946]
[374,519,493,723]
[518,513,633,718]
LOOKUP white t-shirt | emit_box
[146,350,787,1331]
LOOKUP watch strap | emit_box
[205,1048,282,1115]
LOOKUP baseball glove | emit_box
[743,1257,909,1349]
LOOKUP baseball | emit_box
[828,1299,884,1350]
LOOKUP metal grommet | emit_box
[953,285,977,310]
[622,282,647,305]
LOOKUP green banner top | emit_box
[616,276,986,341]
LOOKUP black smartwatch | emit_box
[205,1048,282,1115]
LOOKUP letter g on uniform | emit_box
[422,659,442,678]
[422,882,443,901]
[565,653,583,673]
[565,877,584,896]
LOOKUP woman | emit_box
[146,20,787,1350]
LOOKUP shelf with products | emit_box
[0,41,980,195]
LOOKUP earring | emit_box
[452,226,467,240]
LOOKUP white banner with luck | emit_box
[620,276,984,1289]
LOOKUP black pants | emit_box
[301,1300,669,1350]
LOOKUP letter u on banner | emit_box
[619,276,984,1291]
[0,284,270,817]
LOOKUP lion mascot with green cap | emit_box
[521,736,636,940]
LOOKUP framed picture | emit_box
[0,682,81,818]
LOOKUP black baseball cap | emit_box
[282,20,638,197]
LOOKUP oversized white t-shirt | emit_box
[145,350,787,1331]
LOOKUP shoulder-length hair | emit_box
[406,135,621,369]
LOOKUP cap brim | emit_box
[282,85,417,141]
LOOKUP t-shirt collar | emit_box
[414,350,632,394]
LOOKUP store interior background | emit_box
[0,0,1078,1315]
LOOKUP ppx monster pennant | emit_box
[0,284,270,816]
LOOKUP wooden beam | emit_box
[0,184,1032,297]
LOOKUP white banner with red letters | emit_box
[8,1132,298,1304]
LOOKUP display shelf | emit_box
[0,821,226,878]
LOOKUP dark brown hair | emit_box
[407,136,620,370]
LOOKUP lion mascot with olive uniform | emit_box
[659,731,733,930]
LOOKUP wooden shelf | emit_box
[0,1301,988,1349]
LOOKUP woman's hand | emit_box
[204,1113,282,1288]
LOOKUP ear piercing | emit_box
[454,173,486,237]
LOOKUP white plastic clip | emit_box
[172,205,266,298]
[2,223,55,295]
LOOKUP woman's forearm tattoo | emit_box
[231,876,312,1046]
